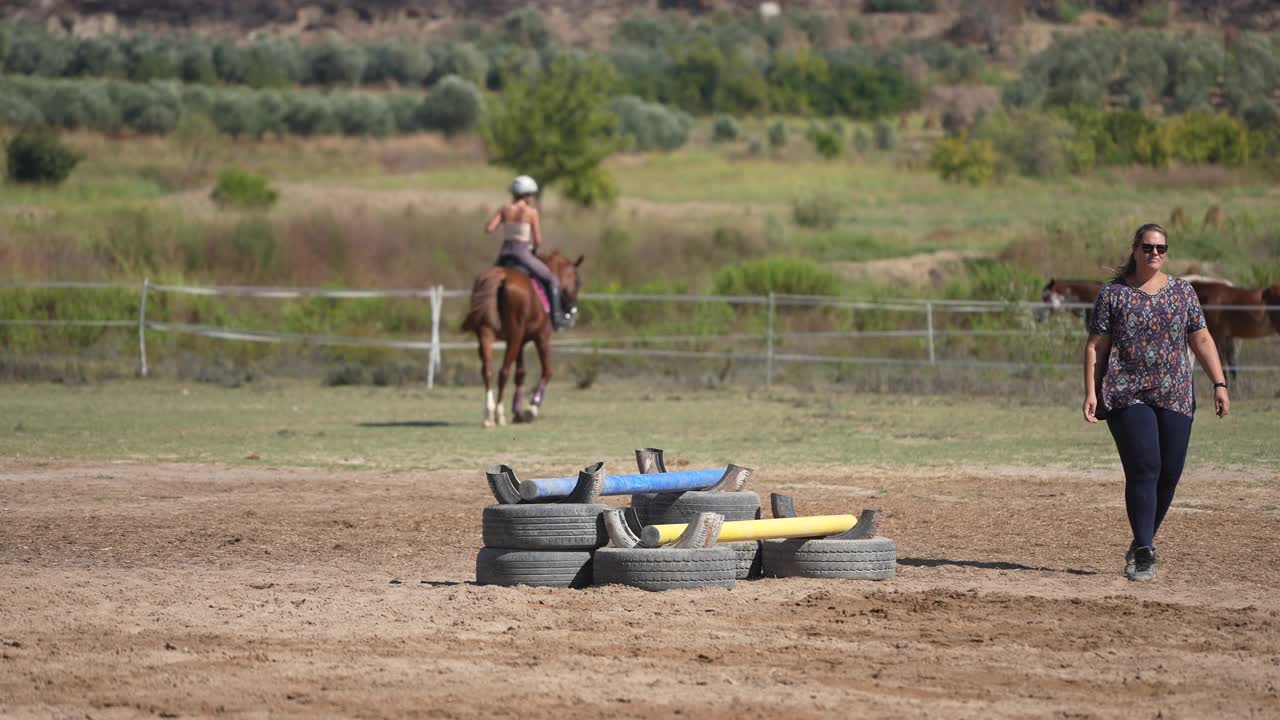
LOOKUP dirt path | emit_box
[2,460,1277,718]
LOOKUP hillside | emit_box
[4,0,1277,43]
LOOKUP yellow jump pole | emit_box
[641,514,857,548]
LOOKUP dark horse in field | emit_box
[462,251,582,428]
[1191,281,1280,381]
[1037,278,1103,325]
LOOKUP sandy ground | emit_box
[1,459,1278,719]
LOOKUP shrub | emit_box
[211,168,279,210]
[242,39,305,88]
[712,114,741,142]
[712,256,841,296]
[501,7,552,49]
[332,93,395,137]
[282,94,339,136]
[929,135,997,185]
[180,41,219,84]
[208,92,263,137]
[6,130,81,184]
[364,42,433,86]
[974,109,1092,178]
[386,93,425,133]
[0,91,44,127]
[792,193,841,229]
[873,120,895,151]
[610,95,692,151]
[432,43,489,87]
[172,112,224,181]
[418,75,484,135]
[1163,112,1251,166]
[42,82,120,131]
[767,120,787,149]
[1137,1,1170,27]
[305,40,367,86]
[808,127,843,159]
[70,36,127,77]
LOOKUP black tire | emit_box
[631,491,761,526]
[475,548,593,588]
[722,540,762,580]
[592,547,737,591]
[762,536,897,580]
[481,503,609,551]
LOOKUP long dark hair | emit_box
[1113,223,1167,281]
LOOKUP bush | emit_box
[792,193,841,229]
[418,75,484,135]
[712,256,841,296]
[974,109,1092,178]
[1163,112,1251,166]
[208,92,262,137]
[712,114,740,142]
[501,7,552,49]
[6,130,81,184]
[808,127,843,159]
[242,39,305,88]
[305,40,367,86]
[282,94,339,136]
[767,120,787,149]
[364,42,433,86]
[610,95,692,151]
[42,82,121,131]
[332,93,394,137]
[432,43,489,87]
[873,120,895,151]
[0,91,44,127]
[929,135,997,185]
[211,168,279,210]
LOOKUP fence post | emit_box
[925,300,936,364]
[427,285,443,389]
[766,292,775,386]
[137,277,150,377]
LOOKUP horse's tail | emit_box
[462,268,505,333]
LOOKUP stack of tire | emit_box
[628,488,764,581]
[475,502,610,589]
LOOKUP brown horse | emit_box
[1037,278,1103,325]
[462,251,582,428]
[1190,281,1280,381]
[1265,285,1280,335]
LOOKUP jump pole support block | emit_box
[640,514,861,548]
[487,462,607,505]
[770,493,882,540]
[516,464,751,503]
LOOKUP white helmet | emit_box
[510,175,538,197]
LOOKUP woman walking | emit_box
[1082,223,1230,582]
[484,175,569,330]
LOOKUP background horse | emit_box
[462,251,582,428]
[1265,285,1280,335]
[1037,278,1102,325]
[1190,280,1278,381]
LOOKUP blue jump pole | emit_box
[518,468,732,502]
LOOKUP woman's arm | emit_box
[1188,328,1230,417]
[530,209,542,253]
[485,208,504,234]
[1082,334,1111,423]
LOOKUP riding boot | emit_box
[548,278,568,331]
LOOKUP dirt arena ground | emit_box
[2,459,1277,719]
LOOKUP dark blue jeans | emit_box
[1106,403,1194,549]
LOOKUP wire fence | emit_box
[3,279,1279,386]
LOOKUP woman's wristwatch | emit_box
[1213,381,1229,390]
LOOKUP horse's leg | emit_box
[512,344,528,423]
[530,329,553,419]
[495,328,523,427]
[478,328,497,429]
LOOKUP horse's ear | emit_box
[574,255,585,267]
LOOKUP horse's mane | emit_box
[1180,274,1234,287]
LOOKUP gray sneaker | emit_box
[1126,545,1157,582]
[1124,542,1138,576]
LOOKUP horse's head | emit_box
[543,252,584,329]
[1036,278,1062,322]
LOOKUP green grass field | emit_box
[3,380,1276,471]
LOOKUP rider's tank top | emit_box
[503,222,532,244]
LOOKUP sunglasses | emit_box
[1139,243,1169,255]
